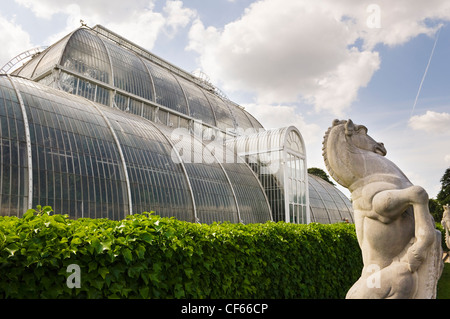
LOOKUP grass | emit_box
[437,261,450,299]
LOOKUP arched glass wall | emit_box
[0,75,272,223]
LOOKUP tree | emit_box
[308,167,335,186]
[437,167,450,206]
[429,198,443,223]
[429,167,450,222]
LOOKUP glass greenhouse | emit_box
[0,24,353,224]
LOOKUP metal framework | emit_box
[87,99,133,215]
[143,118,199,223]
[0,47,48,75]
[6,74,33,209]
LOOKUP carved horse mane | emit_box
[322,119,347,186]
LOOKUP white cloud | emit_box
[358,0,448,50]
[107,9,166,50]
[409,111,450,134]
[445,154,450,163]
[15,0,197,50]
[187,0,450,117]
[303,48,380,116]
[242,103,321,146]
[0,13,33,68]
[14,0,151,20]
[14,0,65,19]
[163,0,197,37]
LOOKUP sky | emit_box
[0,0,450,199]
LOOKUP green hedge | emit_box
[0,206,363,299]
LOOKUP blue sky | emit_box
[0,0,449,198]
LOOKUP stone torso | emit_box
[322,119,443,299]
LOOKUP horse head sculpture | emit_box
[323,119,443,299]
[322,119,396,191]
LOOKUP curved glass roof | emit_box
[13,26,263,134]
[308,174,354,224]
[0,74,272,223]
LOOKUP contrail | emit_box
[411,27,441,118]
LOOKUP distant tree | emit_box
[437,167,450,206]
[308,167,335,186]
[429,167,450,222]
[429,198,443,223]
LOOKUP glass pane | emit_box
[61,28,111,84]
[103,39,154,101]
[227,101,255,132]
[106,106,195,221]
[203,92,235,131]
[29,34,72,79]
[14,76,127,220]
[177,76,216,127]
[163,125,239,223]
[0,79,29,217]
[144,60,189,115]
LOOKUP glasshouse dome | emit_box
[0,24,353,224]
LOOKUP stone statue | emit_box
[442,204,450,250]
[322,119,443,299]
